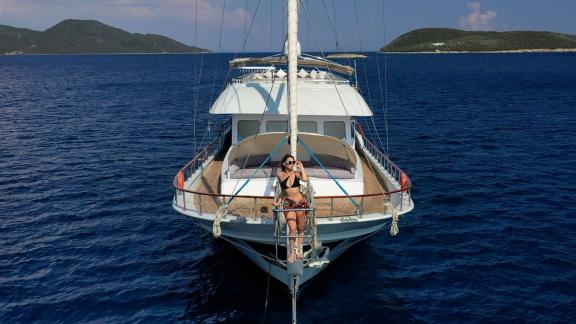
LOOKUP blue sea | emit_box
[1,53,575,323]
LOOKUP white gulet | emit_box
[172,0,414,322]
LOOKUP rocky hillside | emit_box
[0,20,208,54]
[381,28,576,52]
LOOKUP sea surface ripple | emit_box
[1,53,575,323]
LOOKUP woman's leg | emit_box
[285,211,297,263]
[296,210,306,259]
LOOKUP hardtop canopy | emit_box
[210,82,373,116]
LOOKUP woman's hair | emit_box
[280,154,295,172]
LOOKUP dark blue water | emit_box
[1,53,575,322]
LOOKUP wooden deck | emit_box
[188,154,392,218]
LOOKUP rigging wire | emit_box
[192,0,207,154]
[245,0,248,47]
[224,22,289,200]
[352,0,387,155]
[225,74,281,202]
[368,0,390,155]
[320,0,350,67]
[262,262,272,321]
[305,0,383,183]
[319,0,355,72]
[282,0,286,42]
[207,0,228,108]
[217,0,280,200]
[270,0,273,51]
[218,0,228,52]
[307,1,381,153]
[208,1,390,200]
[204,0,289,201]
[216,0,263,98]
[380,0,391,156]
[301,1,384,191]
[331,0,338,49]
[194,0,207,154]
[209,0,259,113]
[226,26,289,200]
[192,0,197,153]
[300,1,351,118]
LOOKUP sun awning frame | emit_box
[230,54,355,75]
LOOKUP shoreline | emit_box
[326,53,367,59]
[2,51,211,56]
[382,48,576,54]
[4,48,576,56]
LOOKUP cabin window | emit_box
[298,121,317,133]
[324,121,346,140]
[237,120,260,140]
[266,120,288,132]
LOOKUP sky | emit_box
[1,0,575,52]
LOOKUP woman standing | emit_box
[277,154,309,263]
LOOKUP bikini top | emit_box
[280,173,300,190]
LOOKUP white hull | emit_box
[172,1,414,320]
[226,236,361,287]
[173,136,414,276]
[174,202,394,244]
[173,129,414,293]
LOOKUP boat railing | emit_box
[175,118,231,189]
[174,186,410,219]
[271,207,326,266]
[230,71,349,85]
[173,120,412,218]
[351,119,412,190]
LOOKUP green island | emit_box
[1,19,208,55]
[381,28,576,53]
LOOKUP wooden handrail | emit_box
[173,186,408,199]
[351,119,412,188]
[172,118,231,188]
[173,118,412,201]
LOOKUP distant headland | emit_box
[381,28,576,53]
[0,19,209,55]
[326,53,367,59]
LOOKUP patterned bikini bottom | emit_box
[283,197,310,210]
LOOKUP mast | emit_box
[287,0,299,158]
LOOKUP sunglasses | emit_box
[286,161,295,165]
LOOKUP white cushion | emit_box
[310,70,318,79]
[276,69,287,78]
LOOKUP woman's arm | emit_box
[296,161,308,181]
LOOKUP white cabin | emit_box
[209,67,374,197]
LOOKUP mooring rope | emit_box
[383,196,399,236]
[213,204,228,238]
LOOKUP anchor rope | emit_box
[305,182,321,250]
[213,204,228,238]
[383,196,399,236]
